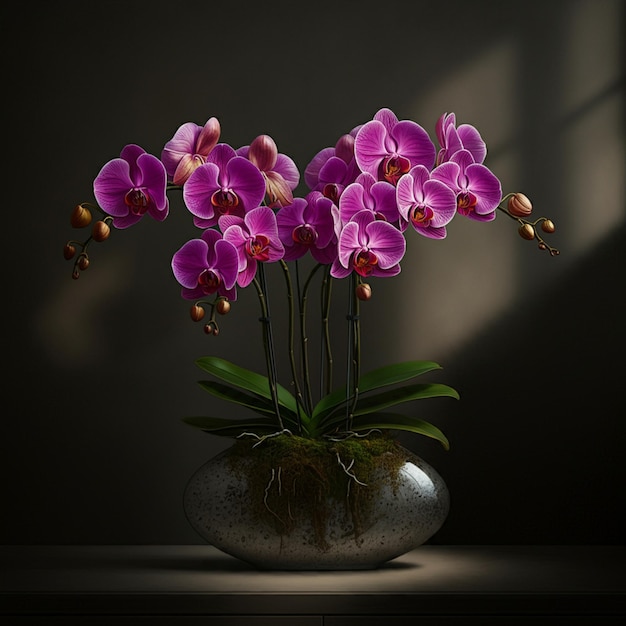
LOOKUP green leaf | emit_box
[316,382,459,432]
[195,356,304,418]
[182,415,282,437]
[349,412,450,450]
[197,380,301,431]
[312,360,443,420]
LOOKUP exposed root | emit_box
[263,468,285,527]
[237,429,293,448]
[335,450,367,486]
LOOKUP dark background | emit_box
[2,0,624,545]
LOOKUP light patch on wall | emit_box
[409,38,520,152]
[561,96,625,254]
[559,0,625,254]
[395,39,520,363]
[560,0,623,114]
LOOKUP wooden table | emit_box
[1,545,624,624]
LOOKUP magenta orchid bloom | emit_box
[276,194,338,264]
[219,207,285,288]
[339,172,402,229]
[236,135,300,209]
[435,112,487,166]
[354,108,436,186]
[171,228,239,301]
[183,144,267,229]
[93,144,169,229]
[396,165,457,239]
[304,133,360,203]
[431,149,502,222]
[161,117,221,186]
[331,209,406,279]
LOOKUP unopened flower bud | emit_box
[190,304,205,322]
[63,243,76,260]
[518,223,535,240]
[72,269,80,280]
[77,254,90,270]
[71,204,93,228]
[541,219,555,233]
[508,193,533,218]
[216,299,231,315]
[92,220,111,242]
[356,283,372,301]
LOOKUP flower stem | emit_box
[253,265,284,430]
[300,263,323,415]
[321,266,333,397]
[345,272,360,431]
[279,260,305,434]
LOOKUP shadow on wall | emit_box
[417,221,626,544]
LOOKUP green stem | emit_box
[345,272,360,432]
[299,263,323,415]
[321,266,333,397]
[252,266,284,431]
[279,260,305,434]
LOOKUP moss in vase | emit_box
[227,431,407,549]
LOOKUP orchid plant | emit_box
[65,108,558,450]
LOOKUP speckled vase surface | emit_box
[183,441,449,570]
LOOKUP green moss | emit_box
[227,431,407,550]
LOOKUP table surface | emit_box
[1,544,625,617]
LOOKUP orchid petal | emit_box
[183,163,220,220]
[457,124,486,164]
[365,221,406,268]
[354,120,388,177]
[171,239,209,289]
[161,122,201,177]
[248,135,278,171]
[93,159,134,216]
[391,121,436,170]
[274,153,300,189]
[225,157,266,211]
[304,147,334,189]
[196,117,221,156]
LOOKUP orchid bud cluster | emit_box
[499,192,559,256]
[64,203,113,279]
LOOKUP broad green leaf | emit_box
[197,380,302,431]
[316,382,459,431]
[312,360,443,420]
[349,412,450,450]
[196,356,303,417]
[182,415,283,437]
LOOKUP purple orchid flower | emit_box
[304,133,360,203]
[430,149,502,221]
[182,143,267,229]
[436,112,487,165]
[276,193,338,264]
[331,209,406,279]
[396,165,457,239]
[171,228,239,301]
[354,108,436,186]
[236,135,300,209]
[161,117,221,186]
[219,206,285,288]
[93,144,169,229]
[339,172,402,229]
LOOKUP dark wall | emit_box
[2,0,624,544]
